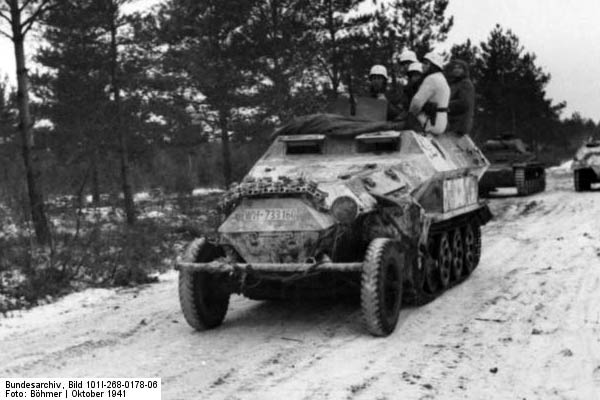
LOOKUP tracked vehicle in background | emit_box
[572,138,600,191]
[479,135,545,196]
[176,97,492,336]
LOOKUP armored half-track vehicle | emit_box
[572,138,600,191]
[176,98,492,336]
[479,135,545,196]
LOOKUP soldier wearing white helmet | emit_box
[397,49,418,76]
[409,51,450,135]
[368,64,389,100]
[366,64,403,120]
[407,62,423,86]
[405,62,424,102]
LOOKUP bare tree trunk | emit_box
[91,148,100,204]
[109,9,135,225]
[9,3,51,245]
[219,109,232,187]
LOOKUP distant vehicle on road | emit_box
[572,138,600,191]
[479,135,546,196]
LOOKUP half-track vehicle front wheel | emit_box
[361,238,404,337]
[178,238,230,331]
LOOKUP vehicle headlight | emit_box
[331,196,358,224]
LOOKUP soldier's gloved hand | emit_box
[422,102,437,117]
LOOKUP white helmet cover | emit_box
[408,62,423,73]
[399,50,418,64]
[369,64,388,79]
[424,51,445,69]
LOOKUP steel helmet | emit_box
[369,65,388,80]
[399,50,418,64]
[408,62,423,74]
[424,51,444,69]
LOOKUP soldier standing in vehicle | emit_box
[446,59,475,136]
[391,50,419,114]
[397,49,418,80]
[405,62,424,106]
[368,64,389,100]
[368,64,403,121]
[409,51,450,135]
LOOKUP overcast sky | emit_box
[0,0,598,121]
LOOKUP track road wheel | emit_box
[450,229,464,281]
[423,252,440,294]
[462,224,477,276]
[437,233,452,288]
[178,238,230,331]
[473,223,482,268]
[361,238,404,337]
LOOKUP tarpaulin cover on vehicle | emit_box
[272,96,403,138]
[272,113,401,138]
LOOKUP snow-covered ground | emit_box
[548,159,573,173]
[1,171,600,399]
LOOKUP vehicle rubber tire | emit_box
[423,250,440,294]
[178,238,230,331]
[361,238,404,337]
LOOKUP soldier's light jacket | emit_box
[409,71,450,135]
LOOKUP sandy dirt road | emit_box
[2,168,600,400]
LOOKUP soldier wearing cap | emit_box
[409,51,450,135]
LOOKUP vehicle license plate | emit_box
[239,208,299,221]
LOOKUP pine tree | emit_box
[0,0,53,245]
[450,25,566,147]
[338,0,453,90]
[100,0,137,224]
[307,0,367,97]
[246,0,317,122]
[157,0,262,186]
[36,0,111,204]
[477,25,564,142]
[392,0,453,55]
